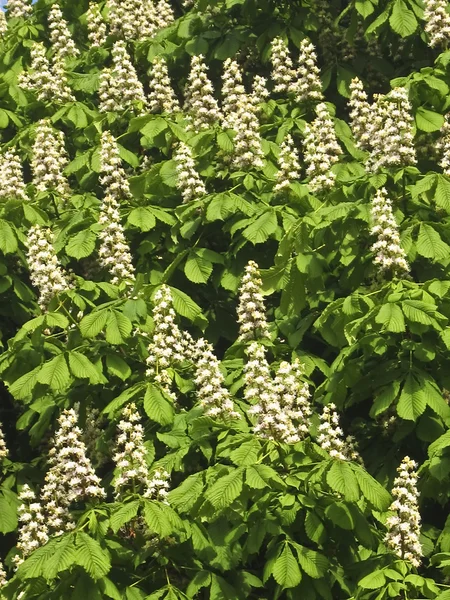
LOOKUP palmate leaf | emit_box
[204,467,244,510]
[375,303,405,333]
[80,309,109,338]
[242,209,277,244]
[110,500,140,534]
[144,383,174,425]
[36,354,71,391]
[167,472,204,512]
[416,223,450,260]
[105,311,132,345]
[68,351,106,384]
[326,461,359,502]
[397,372,427,421]
[66,230,96,259]
[389,0,417,36]
[291,543,328,578]
[75,532,111,580]
[351,464,392,510]
[184,252,213,284]
[143,501,173,537]
[272,544,301,589]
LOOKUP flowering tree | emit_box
[0,0,450,599]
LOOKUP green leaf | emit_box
[389,0,417,37]
[110,500,140,533]
[80,310,108,338]
[397,372,427,421]
[75,532,111,580]
[375,303,405,333]
[9,365,42,400]
[68,351,105,384]
[415,107,444,132]
[127,207,156,231]
[351,464,392,510]
[185,252,213,284]
[435,175,450,212]
[117,144,139,168]
[205,468,244,510]
[293,545,328,578]
[0,494,18,533]
[169,287,202,321]
[416,223,450,260]
[242,210,277,244]
[100,578,122,600]
[326,461,359,501]
[102,382,146,416]
[0,219,17,254]
[144,383,174,426]
[160,160,178,188]
[66,229,96,259]
[167,472,204,512]
[106,354,131,380]
[272,544,301,589]
[325,502,354,529]
[45,313,69,329]
[358,571,386,589]
[19,537,67,580]
[143,501,173,537]
[105,310,132,345]
[37,354,71,391]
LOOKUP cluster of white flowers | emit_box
[144,469,170,503]
[0,560,7,588]
[221,58,247,130]
[12,485,49,569]
[245,344,311,443]
[227,83,265,170]
[290,38,323,103]
[40,409,105,532]
[154,0,175,29]
[26,225,73,310]
[437,114,450,176]
[99,41,147,113]
[0,149,29,201]
[174,142,207,203]
[318,404,359,461]
[270,37,296,93]
[113,403,152,499]
[370,187,410,276]
[98,193,136,286]
[237,260,270,341]
[86,2,107,48]
[5,0,32,19]
[251,75,269,109]
[100,131,131,201]
[107,0,171,40]
[0,423,8,460]
[184,55,221,132]
[146,285,188,397]
[19,42,74,104]
[348,77,372,149]
[98,131,135,286]
[385,456,422,568]
[303,102,342,192]
[192,338,240,420]
[148,56,180,114]
[48,4,79,59]
[368,88,416,172]
[0,12,8,36]
[423,0,450,48]
[275,134,301,192]
[31,119,71,199]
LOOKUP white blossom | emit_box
[368,87,416,173]
[148,56,180,114]
[370,187,410,276]
[437,113,450,176]
[18,42,74,104]
[0,560,7,589]
[274,134,301,192]
[251,75,269,110]
[231,93,265,169]
[221,58,246,130]
[40,408,105,531]
[0,423,8,460]
[26,225,73,311]
[0,12,8,36]
[107,0,159,40]
[48,4,79,59]
[385,456,422,568]
[100,130,131,201]
[87,2,107,48]
[174,142,207,203]
[270,37,296,93]
[31,119,71,199]
[237,260,270,341]
[113,403,152,499]
[303,102,342,192]
[423,0,450,48]
[0,149,29,201]
[146,285,190,397]
[99,41,147,113]
[184,55,221,132]
[12,485,49,569]
[5,0,32,19]
[154,0,175,29]
[318,404,360,461]
[290,38,323,103]
[192,338,240,420]
[348,77,372,149]
[144,469,171,503]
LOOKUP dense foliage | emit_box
[1,0,450,598]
